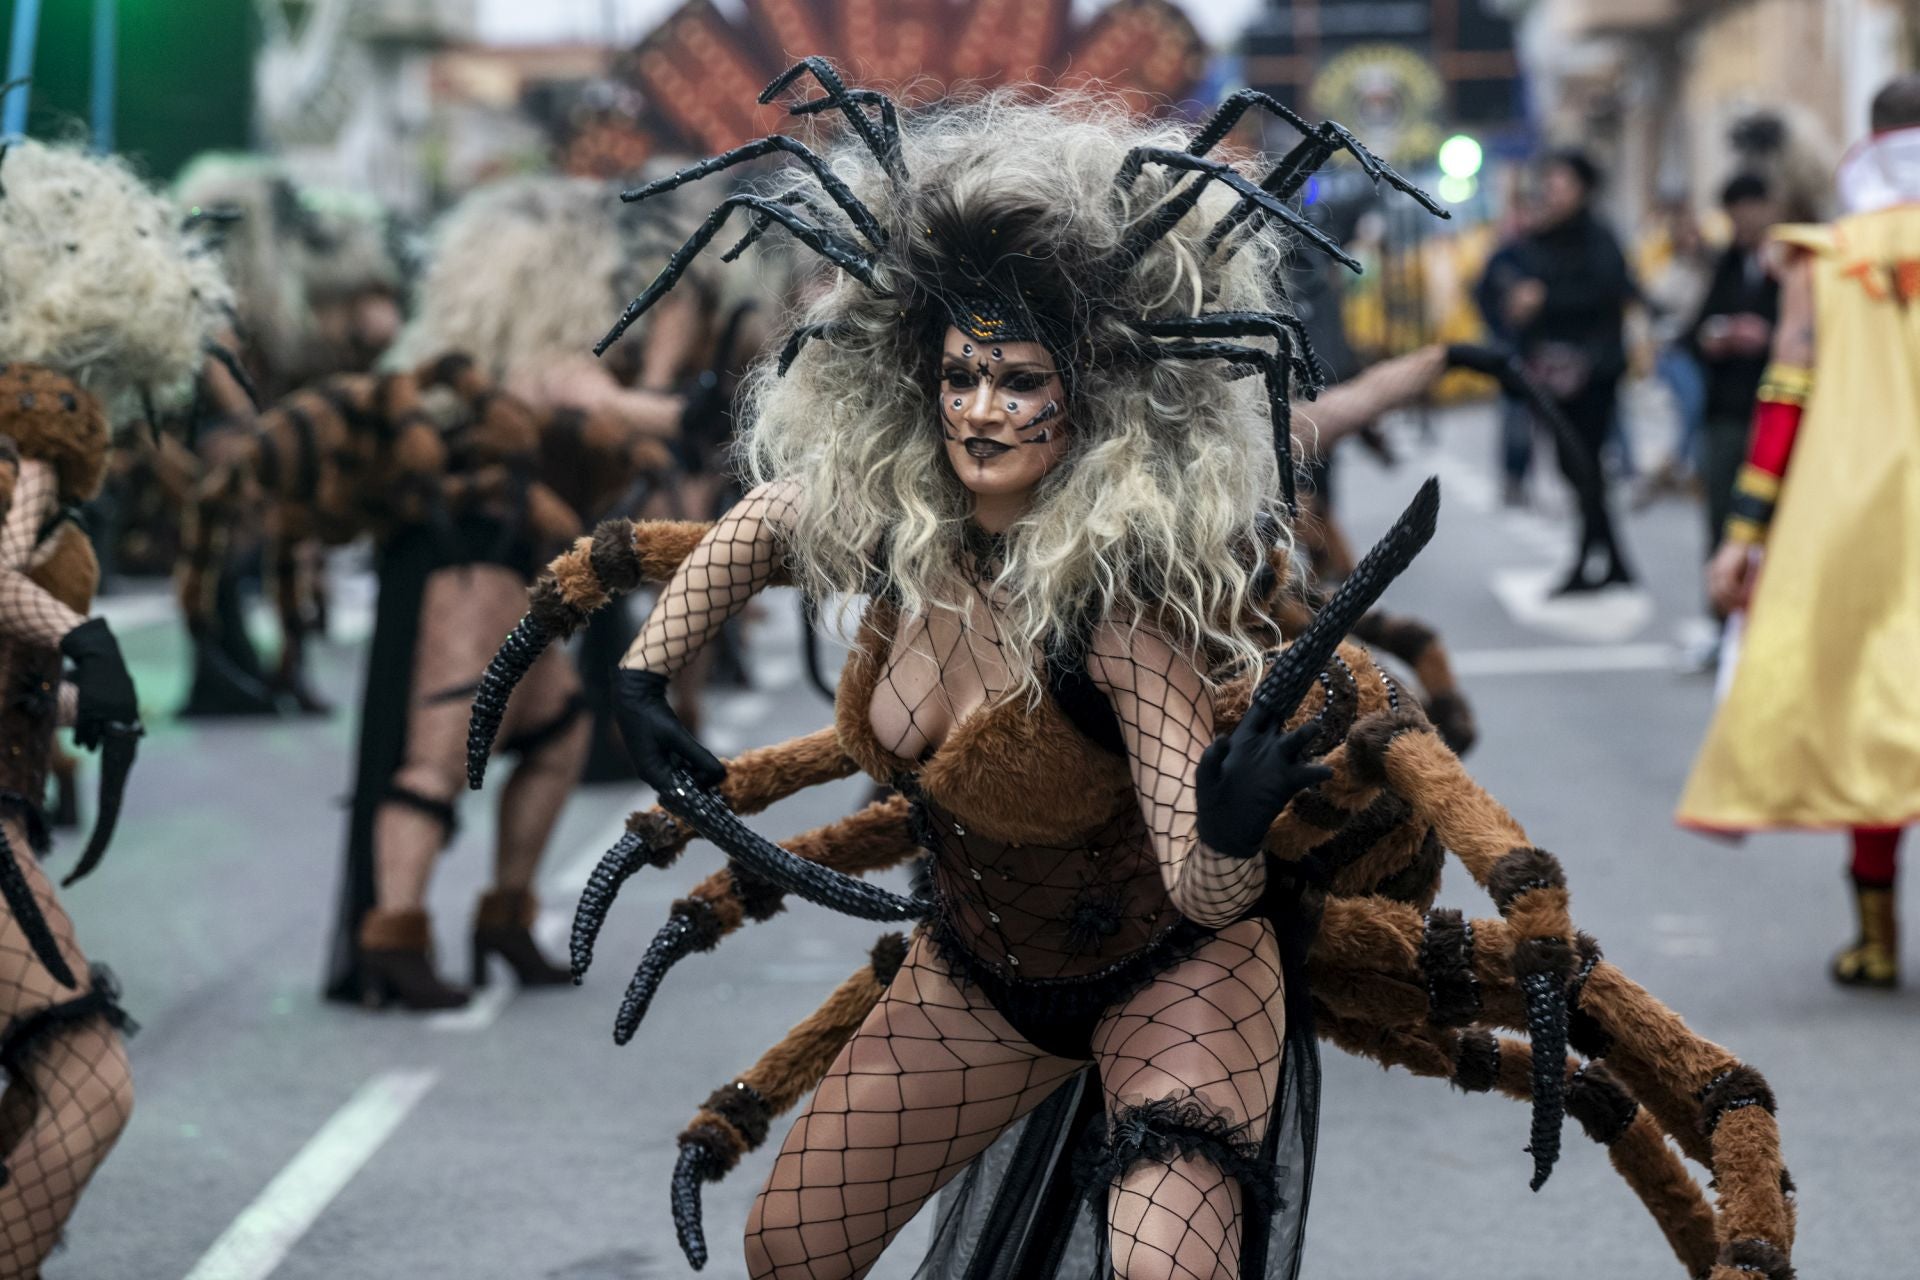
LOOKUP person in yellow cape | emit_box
[1683,75,1920,990]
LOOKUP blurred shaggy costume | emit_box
[0,138,228,1273]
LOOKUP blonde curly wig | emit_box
[398,172,714,382]
[727,90,1301,696]
[0,139,231,411]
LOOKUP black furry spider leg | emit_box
[597,195,880,356]
[570,828,657,981]
[760,58,907,182]
[672,1143,715,1269]
[621,136,887,248]
[1111,148,1359,272]
[1141,339,1299,510]
[466,613,555,789]
[1131,312,1325,396]
[789,88,906,178]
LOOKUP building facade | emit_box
[1505,0,1915,226]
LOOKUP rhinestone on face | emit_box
[987,912,1001,924]
[970,868,982,881]
[1006,954,1020,967]
[953,822,966,836]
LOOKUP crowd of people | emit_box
[0,52,1913,1280]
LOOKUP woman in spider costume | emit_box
[0,137,231,1273]
[473,64,1797,1279]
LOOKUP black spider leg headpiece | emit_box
[1127,330,1303,513]
[761,58,908,184]
[721,190,841,263]
[1106,148,1360,278]
[596,193,882,355]
[619,134,888,250]
[1189,91,1448,256]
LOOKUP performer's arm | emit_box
[1709,253,1815,613]
[0,460,87,647]
[1088,625,1268,927]
[611,481,799,791]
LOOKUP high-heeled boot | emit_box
[357,908,470,1010]
[1832,876,1899,989]
[472,889,571,988]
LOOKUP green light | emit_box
[1437,174,1478,205]
[1438,134,1484,180]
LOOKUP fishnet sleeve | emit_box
[0,461,86,649]
[1088,625,1266,928]
[620,480,799,675]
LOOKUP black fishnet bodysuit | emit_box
[624,484,1287,1279]
[0,459,133,1273]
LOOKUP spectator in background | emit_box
[1689,173,1782,576]
[1639,199,1715,499]
[1505,150,1639,593]
[1472,184,1541,506]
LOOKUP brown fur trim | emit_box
[730,867,786,922]
[1452,1029,1500,1093]
[741,963,888,1113]
[1721,1237,1795,1280]
[1510,934,1575,982]
[1698,1065,1777,1136]
[699,1079,773,1149]
[1369,827,1445,909]
[1419,909,1482,1026]
[588,518,644,594]
[672,894,730,949]
[870,932,909,986]
[0,366,109,501]
[1344,708,1433,784]
[635,520,718,582]
[1287,788,1349,831]
[547,539,607,613]
[1486,847,1567,912]
[1566,1064,1638,1145]
[677,1118,749,1173]
[625,807,691,867]
[474,888,538,930]
[31,525,99,613]
[357,907,432,952]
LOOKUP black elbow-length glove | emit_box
[1195,707,1332,860]
[611,668,726,795]
[60,618,139,751]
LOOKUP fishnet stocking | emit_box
[1093,919,1283,1280]
[0,462,86,649]
[622,483,797,675]
[744,933,1083,1280]
[0,818,132,1275]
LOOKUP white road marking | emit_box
[424,983,514,1033]
[181,1069,437,1280]
[1651,913,1719,959]
[1489,567,1654,645]
[1451,643,1674,677]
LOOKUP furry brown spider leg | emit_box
[1313,1010,1720,1277]
[672,934,909,1269]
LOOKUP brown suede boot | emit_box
[357,908,470,1010]
[472,889,571,988]
[1832,877,1900,990]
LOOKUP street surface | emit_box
[47,401,1907,1278]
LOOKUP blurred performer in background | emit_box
[1500,151,1638,592]
[403,173,761,768]
[1688,174,1780,577]
[168,156,405,717]
[0,138,230,1273]
[1687,75,1920,990]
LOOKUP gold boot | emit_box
[1832,878,1899,989]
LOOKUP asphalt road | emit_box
[45,400,1909,1279]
